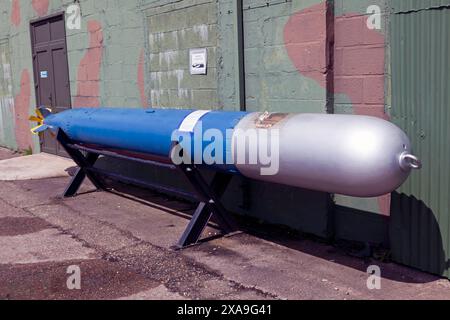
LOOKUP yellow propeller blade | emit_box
[30,124,45,135]
[29,108,51,135]
[29,116,42,123]
[35,108,44,120]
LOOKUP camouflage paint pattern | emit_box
[0,1,442,267]
[0,40,17,150]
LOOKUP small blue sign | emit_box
[40,71,48,79]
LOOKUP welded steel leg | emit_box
[176,165,237,249]
[63,153,101,197]
[176,202,211,248]
[56,129,106,197]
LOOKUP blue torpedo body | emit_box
[31,107,421,198]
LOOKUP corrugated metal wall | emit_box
[392,0,450,13]
[390,0,450,276]
[0,39,16,150]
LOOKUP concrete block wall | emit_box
[244,0,330,113]
[227,0,333,236]
[333,0,391,219]
[0,0,150,153]
[146,0,219,109]
[0,0,396,243]
[334,0,388,119]
[137,0,332,237]
[67,0,147,108]
[0,0,61,152]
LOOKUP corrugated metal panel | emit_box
[390,7,450,277]
[392,0,450,13]
[0,39,16,150]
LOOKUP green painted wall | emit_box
[0,0,394,241]
[235,0,332,236]
[146,0,219,109]
[0,0,150,153]
[1,0,41,152]
[141,0,332,237]
[65,0,147,107]
[243,0,328,113]
[1,0,449,278]
[333,0,391,219]
[0,39,17,150]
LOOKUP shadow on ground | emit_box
[88,174,443,285]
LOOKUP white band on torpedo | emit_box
[178,110,211,133]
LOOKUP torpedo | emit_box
[30,107,421,198]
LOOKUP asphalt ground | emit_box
[1,148,450,300]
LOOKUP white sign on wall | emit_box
[189,48,207,75]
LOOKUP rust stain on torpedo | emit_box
[255,112,289,128]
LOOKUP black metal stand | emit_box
[56,129,238,249]
[175,164,237,249]
[57,130,106,196]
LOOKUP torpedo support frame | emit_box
[55,128,240,249]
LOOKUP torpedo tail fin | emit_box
[29,106,53,135]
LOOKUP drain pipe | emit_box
[236,0,246,111]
